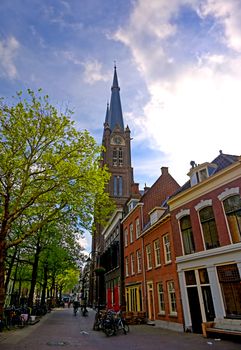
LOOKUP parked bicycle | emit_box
[114,311,129,335]
[94,309,129,337]
[0,305,30,331]
[93,309,106,331]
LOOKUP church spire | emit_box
[109,65,124,131]
[104,102,110,127]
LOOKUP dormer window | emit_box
[149,207,165,225]
[199,168,208,181]
[127,199,139,212]
[188,162,217,187]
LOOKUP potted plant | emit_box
[94,266,106,275]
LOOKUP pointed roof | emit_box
[104,102,110,127]
[109,65,124,131]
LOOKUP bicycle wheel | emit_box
[104,327,115,337]
[123,323,130,334]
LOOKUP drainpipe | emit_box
[140,204,148,318]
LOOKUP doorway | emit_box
[147,283,155,320]
[187,287,203,333]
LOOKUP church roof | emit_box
[108,65,124,131]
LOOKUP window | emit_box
[135,218,140,238]
[167,281,177,315]
[154,239,161,266]
[136,249,142,273]
[113,176,123,196]
[125,285,142,312]
[146,244,152,270]
[180,215,195,254]
[129,223,134,243]
[113,148,117,166]
[217,264,241,317]
[157,282,165,314]
[130,253,135,275]
[163,234,171,263]
[124,228,128,247]
[199,206,220,249]
[113,148,123,166]
[125,257,129,277]
[223,195,241,243]
[199,168,208,181]
[118,148,123,166]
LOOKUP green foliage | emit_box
[0,88,114,249]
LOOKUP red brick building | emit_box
[169,151,241,333]
[123,167,184,331]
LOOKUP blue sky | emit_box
[1,0,241,250]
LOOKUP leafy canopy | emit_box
[0,89,114,249]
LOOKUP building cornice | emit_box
[176,242,241,267]
[121,202,144,224]
[102,208,123,239]
[140,213,170,237]
[168,158,241,211]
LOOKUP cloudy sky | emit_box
[1,0,241,249]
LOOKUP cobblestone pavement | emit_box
[0,307,240,350]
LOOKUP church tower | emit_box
[102,65,134,207]
[89,66,135,309]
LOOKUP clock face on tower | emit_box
[111,135,125,145]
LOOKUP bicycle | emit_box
[114,311,129,335]
[93,309,106,331]
[101,309,129,337]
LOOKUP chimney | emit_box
[131,183,139,195]
[144,184,150,193]
[161,166,168,175]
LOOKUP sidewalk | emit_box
[0,307,240,350]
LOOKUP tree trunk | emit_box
[41,264,48,306]
[10,257,19,305]
[28,240,41,308]
[4,246,18,293]
[0,239,7,319]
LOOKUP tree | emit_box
[0,89,114,317]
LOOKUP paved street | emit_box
[0,307,240,350]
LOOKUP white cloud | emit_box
[0,36,20,79]
[113,0,241,185]
[78,232,91,253]
[198,0,241,52]
[82,59,111,85]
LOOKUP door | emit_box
[187,287,203,333]
[147,283,155,320]
[202,286,215,321]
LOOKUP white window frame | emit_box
[130,253,135,275]
[167,281,177,316]
[130,223,134,243]
[136,249,142,273]
[124,228,128,247]
[163,234,171,264]
[146,244,152,270]
[157,282,165,314]
[125,256,129,277]
[154,239,161,267]
[135,218,140,239]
